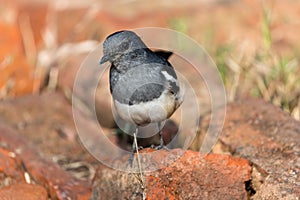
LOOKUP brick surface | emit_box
[94,149,251,200]
[219,99,300,199]
[0,183,48,200]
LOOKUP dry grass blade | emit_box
[18,13,36,66]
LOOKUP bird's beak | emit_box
[99,55,109,64]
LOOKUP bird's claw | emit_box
[154,145,169,150]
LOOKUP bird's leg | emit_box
[155,122,168,150]
[131,127,146,195]
[129,126,144,169]
[129,126,145,181]
[128,126,138,167]
[132,127,138,152]
[158,122,164,147]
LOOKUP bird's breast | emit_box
[114,90,179,126]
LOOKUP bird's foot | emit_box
[154,145,169,150]
[137,146,143,150]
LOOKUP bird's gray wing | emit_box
[111,64,165,105]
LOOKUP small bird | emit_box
[100,30,183,151]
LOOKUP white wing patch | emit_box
[161,71,177,83]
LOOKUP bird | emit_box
[99,30,183,153]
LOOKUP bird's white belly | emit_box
[114,91,178,125]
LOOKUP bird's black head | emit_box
[100,30,147,64]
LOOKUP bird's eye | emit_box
[120,42,129,50]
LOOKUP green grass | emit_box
[167,8,300,120]
[205,6,300,120]
[168,17,189,34]
[214,44,233,86]
[262,7,272,50]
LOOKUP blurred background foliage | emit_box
[0,0,299,120]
